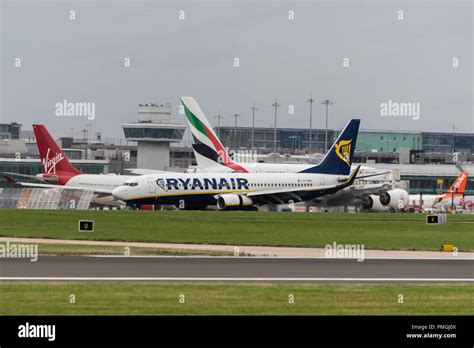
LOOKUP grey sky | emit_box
[1,0,472,141]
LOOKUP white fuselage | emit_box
[191,162,380,175]
[189,163,393,209]
[65,174,136,206]
[408,194,439,209]
[65,174,136,191]
[112,172,344,206]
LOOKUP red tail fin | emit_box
[446,172,469,194]
[438,172,469,202]
[33,124,81,175]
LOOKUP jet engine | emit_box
[379,189,409,210]
[216,194,254,210]
[361,195,389,212]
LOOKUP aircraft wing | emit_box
[354,171,391,180]
[244,165,361,205]
[2,172,45,182]
[14,182,113,195]
[342,183,393,198]
[311,183,393,206]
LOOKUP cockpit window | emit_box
[123,182,138,187]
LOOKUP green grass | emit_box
[36,243,233,256]
[1,209,474,251]
[0,282,472,315]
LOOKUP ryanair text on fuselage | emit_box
[156,177,249,191]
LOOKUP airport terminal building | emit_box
[217,126,474,154]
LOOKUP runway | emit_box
[1,256,473,282]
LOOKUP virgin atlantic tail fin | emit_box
[33,124,81,175]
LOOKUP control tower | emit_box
[122,103,186,170]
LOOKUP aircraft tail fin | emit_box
[33,124,81,175]
[437,172,469,203]
[182,97,248,173]
[192,143,226,170]
[446,172,469,194]
[299,119,360,175]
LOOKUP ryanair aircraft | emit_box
[181,96,403,211]
[112,119,361,210]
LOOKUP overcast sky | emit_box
[1,0,473,141]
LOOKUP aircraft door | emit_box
[148,178,157,194]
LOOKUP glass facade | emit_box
[421,132,474,154]
[218,127,333,152]
[0,123,21,140]
[123,127,184,140]
[422,133,454,153]
[347,131,422,152]
[455,135,474,153]
[281,130,303,149]
[218,127,473,155]
[404,175,474,195]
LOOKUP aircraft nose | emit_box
[112,187,127,200]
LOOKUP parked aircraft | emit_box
[3,125,136,206]
[181,96,405,211]
[112,119,362,210]
[408,172,470,211]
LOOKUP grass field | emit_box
[1,209,474,251]
[0,282,472,315]
[2,209,474,251]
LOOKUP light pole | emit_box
[452,124,455,154]
[85,123,92,144]
[81,129,87,159]
[232,113,240,150]
[271,99,281,163]
[215,114,224,139]
[306,95,315,163]
[81,129,87,144]
[321,99,333,152]
[250,103,258,151]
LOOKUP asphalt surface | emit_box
[1,256,473,282]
